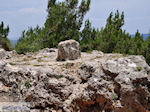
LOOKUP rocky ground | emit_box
[0,48,150,112]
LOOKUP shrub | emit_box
[137,66,142,71]
[24,80,30,88]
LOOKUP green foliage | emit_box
[14,1,150,66]
[44,56,47,58]
[37,58,43,62]
[0,21,12,51]
[0,38,12,51]
[0,21,9,38]
[44,0,91,47]
[43,77,49,84]
[9,62,16,65]
[55,75,62,79]
[137,66,142,71]
[15,26,45,54]
[143,35,150,64]
[33,64,42,67]
[15,0,91,53]
[131,30,144,55]
[112,93,118,101]
[79,10,150,66]
[100,10,125,53]
[24,80,30,88]
[80,20,97,52]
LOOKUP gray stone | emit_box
[56,40,81,61]
[0,48,7,59]
[0,49,149,112]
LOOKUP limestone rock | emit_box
[0,48,16,59]
[0,49,150,112]
[0,48,7,59]
[38,48,56,53]
[57,40,81,61]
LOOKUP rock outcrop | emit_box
[57,40,81,61]
[0,48,7,59]
[0,48,14,59]
[0,48,150,112]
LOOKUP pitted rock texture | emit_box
[57,40,81,61]
[0,48,150,112]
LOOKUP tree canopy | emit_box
[0,21,11,51]
[14,0,150,65]
[15,0,91,53]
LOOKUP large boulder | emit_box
[56,40,81,61]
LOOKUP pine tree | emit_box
[133,30,144,55]
[45,0,91,47]
[143,35,150,65]
[80,19,96,51]
[101,10,125,53]
[16,0,91,53]
[0,21,11,51]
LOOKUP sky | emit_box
[0,0,150,40]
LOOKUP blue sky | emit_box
[0,0,150,40]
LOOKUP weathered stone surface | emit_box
[0,48,150,112]
[56,40,81,61]
[0,48,16,59]
[0,48,7,59]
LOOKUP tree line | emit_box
[0,0,150,65]
[0,21,11,51]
